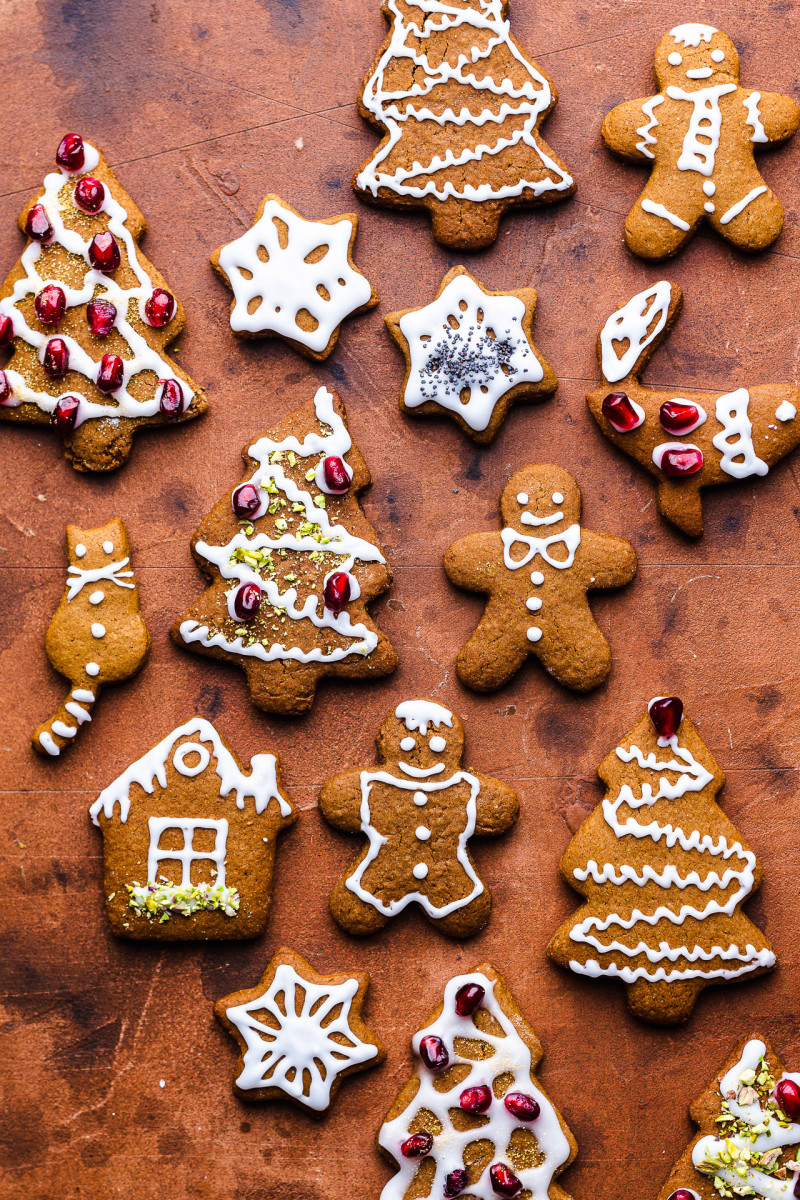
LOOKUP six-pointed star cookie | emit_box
[214,946,385,1116]
[211,194,378,360]
[385,266,557,443]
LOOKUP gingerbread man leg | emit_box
[624,183,703,260]
[328,872,390,936]
[433,887,492,938]
[709,179,784,250]
[455,606,530,691]
[540,606,614,691]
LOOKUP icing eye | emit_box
[102,540,114,553]
[668,51,682,65]
[516,492,528,505]
[711,48,725,62]
[429,735,446,752]
[400,736,415,751]
[551,492,563,504]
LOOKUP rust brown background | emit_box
[2,1,799,1197]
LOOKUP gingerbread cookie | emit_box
[378,962,577,1200]
[548,696,776,1025]
[215,946,384,1116]
[210,194,378,360]
[353,0,575,250]
[385,266,557,443]
[0,133,206,471]
[33,518,149,758]
[658,1034,800,1200]
[588,281,800,537]
[444,465,636,693]
[172,386,398,716]
[320,700,518,938]
[89,717,297,940]
[602,23,800,260]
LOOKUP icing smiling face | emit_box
[655,25,739,88]
[380,701,464,778]
[500,465,581,537]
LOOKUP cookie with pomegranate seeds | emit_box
[210,193,378,361]
[657,1034,800,1200]
[588,281,800,537]
[0,133,206,472]
[171,385,397,716]
[319,700,519,938]
[445,464,637,694]
[384,266,557,444]
[32,517,149,759]
[215,946,384,1115]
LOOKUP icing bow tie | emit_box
[500,523,581,570]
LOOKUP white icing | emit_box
[521,509,563,527]
[712,388,768,478]
[51,719,77,738]
[147,816,228,886]
[102,540,114,553]
[89,589,104,605]
[75,543,86,557]
[703,181,716,196]
[552,492,563,503]
[686,68,714,80]
[91,622,105,638]
[600,282,672,383]
[666,83,737,176]
[501,524,581,571]
[397,273,543,433]
[378,971,571,1200]
[216,198,373,353]
[531,571,544,585]
[412,862,428,879]
[173,742,211,777]
[720,185,768,224]
[704,201,715,212]
[395,700,453,734]
[776,400,797,422]
[744,92,769,142]
[72,688,95,702]
[64,700,92,724]
[667,52,682,67]
[356,0,573,203]
[413,791,427,807]
[527,627,542,642]
[400,736,415,751]
[85,662,100,676]
[400,762,445,778]
[641,199,690,230]
[66,556,134,601]
[711,49,725,63]
[38,731,60,756]
[429,735,446,752]
[652,441,702,469]
[670,23,718,48]
[517,492,528,504]
[224,962,379,1111]
[415,825,431,841]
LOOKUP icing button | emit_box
[415,826,431,841]
[530,571,544,585]
[526,596,542,611]
[527,627,542,642]
[412,863,428,880]
[413,791,428,807]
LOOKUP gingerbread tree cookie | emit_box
[378,963,577,1200]
[602,23,800,260]
[587,281,800,537]
[211,194,378,361]
[445,465,636,693]
[215,946,384,1116]
[353,0,575,250]
[319,700,518,938]
[32,518,149,759]
[548,697,776,1025]
[0,133,206,471]
[385,266,557,443]
[172,386,398,716]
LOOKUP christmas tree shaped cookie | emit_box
[172,386,398,715]
[354,0,575,249]
[445,464,637,693]
[602,23,800,260]
[377,963,577,1200]
[0,133,206,471]
[548,697,776,1024]
[658,1034,800,1200]
[587,281,800,537]
[32,518,149,758]
[385,266,557,443]
[320,700,519,938]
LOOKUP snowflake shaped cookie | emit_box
[215,946,384,1114]
[385,267,557,443]
[211,195,378,360]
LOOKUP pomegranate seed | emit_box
[400,1131,432,1159]
[74,176,105,214]
[0,370,13,404]
[25,203,54,243]
[43,337,70,378]
[489,1163,522,1198]
[56,133,85,171]
[322,454,351,493]
[444,1170,468,1198]
[459,1084,492,1115]
[86,297,117,337]
[323,571,351,615]
[88,231,121,273]
[601,391,643,433]
[660,400,702,435]
[503,1092,541,1121]
[232,582,262,621]
[51,395,80,434]
[144,288,176,328]
[668,1191,699,1200]
[659,446,703,476]
[775,1078,800,1121]
[232,483,262,519]
[0,315,14,348]
[34,284,66,326]
[96,353,124,393]
[648,696,683,740]
[419,1035,449,1072]
[454,982,485,1017]
[158,379,184,417]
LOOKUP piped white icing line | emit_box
[719,185,768,225]
[666,83,737,176]
[89,717,290,824]
[641,199,690,231]
[51,719,77,738]
[0,140,193,425]
[224,962,379,1112]
[501,524,581,571]
[600,282,672,383]
[670,23,718,48]
[776,400,797,422]
[395,700,453,734]
[712,388,768,478]
[652,441,702,469]
[397,273,543,432]
[355,0,573,203]
[378,971,571,1200]
[636,95,665,158]
[38,731,60,756]
[66,556,134,601]
[692,1039,800,1199]
[744,92,769,143]
[216,198,373,353]
[148,815,227,885]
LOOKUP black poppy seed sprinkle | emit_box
[417,314,531,402]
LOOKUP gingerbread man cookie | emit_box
[445,465,637,693]
[319,700,519,938]
[602,23,800,260]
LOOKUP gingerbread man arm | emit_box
[318,768,365,833]
[472,774,520,836]
[747,89,800,144]
[444,531,503,593]
[602,98,661,161]
[580,529,638,590]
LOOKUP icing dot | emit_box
[75,543,87,558]
[551,492,563,503]
[668,51,683,64]
[415,826,431,841]
[400,736,415,751]
[413,791,428,807]
[776,401,797,422]
[412,863,429,880]
[102,540,114,554]
[429,735,446,752]
[526,596,542,611]
[711,48,725,61]
[89,590,104,605]
[530,571,544,585]
[174,741,211,777]
[527,627,542,642]
[704,202,715,212]
[91,623,106,638]
[85,662,100,676]
[516,492,528,504]
[703,181,716,196]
